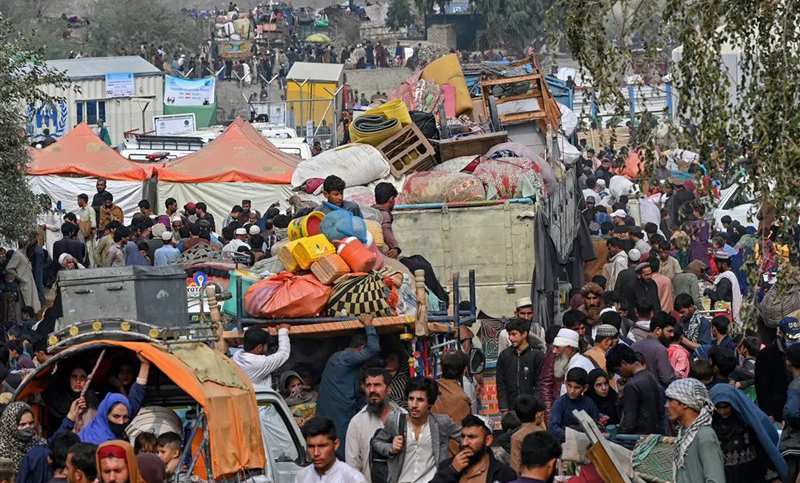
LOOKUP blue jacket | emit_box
[548,393,599,442]
[315,326,380,457]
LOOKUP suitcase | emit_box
[291,234,336,270]
[310,254,351,285]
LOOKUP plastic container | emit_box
[311,254,351,285]
[288,211,325,241]
[365,220,384,249]
[222,270,260,317]
[292,234,336,270]
[278,240,303,273]
[337,236,376,273]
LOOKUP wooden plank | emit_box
[222,315,453,339]
[480,73,541,87]
[435,131,509,161]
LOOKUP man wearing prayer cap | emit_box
[703,250,741,323]
[222,227,251,253]
[498,297,546,353]
[665,378,724,483]
[552,328,594,395]
[154,232,179,266]
[610,248,641,294]
[583,324,618,371]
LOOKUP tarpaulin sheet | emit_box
[158,181,293,229]
[27,175,146,225]
[27,123,154,180]
[157,118,299,183]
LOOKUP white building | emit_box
[27,56,164,147]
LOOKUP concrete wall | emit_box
[343,66,418,98]
[426,24,457,51]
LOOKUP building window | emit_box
[75,101,106,125]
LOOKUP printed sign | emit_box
[154,113,197,136]
[27,101,68,141]
[105,72,135,98]
[164,76,216,106]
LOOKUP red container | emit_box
[336,237,376,273]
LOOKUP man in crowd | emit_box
[620,262,661,314]
[665,378,725,483]
[583,324,618,372]
[496,319,545,415]
[709,315,736,352]
[430,415,517,483]
[106,225,130,267]
[316,315,380,458]
[99,192,124,232]
[606,344,664,435]
[675,293,712,353]
[223,227,250,252]
[158,198,180,230]
[431,352,472,441]
[704,251,742,324]
[630,228,651,254]
[656,240,682,279]
[92,178,108,210]
[95,221,119,267]
[756,316,799,421]
[649,258,675,313]
[52,223,87,277]
[195,202,215,232]
[631,311,677,387]
[346,367,405,481]
[77,193,96,267]
[232,324,291,387]
[154,232,179,266]
[66,443,99,483]
[296,418,367,483]
[611,248,642,294]
[498,297,546,353]
[372,376,462,483]
[511,431,562,483]
[605,238,629,289]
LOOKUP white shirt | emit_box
[223,239,251,253]
[397,422,436,483]
[295,459,366,483]
[231,328,290,388]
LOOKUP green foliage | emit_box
[471,0,558,52]
[0,12,71,244]
[89,0,204,57]
[387,0,415,31]
[555,0,800,313]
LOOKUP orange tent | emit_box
[28,123,154,180]
[157,118,300,183]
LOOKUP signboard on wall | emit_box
[153,113,197,136]
[105,72,135,98]
[164,76,216,106]
[26,101,68,141]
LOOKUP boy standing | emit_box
[510,395,545,473]
[156,432,183,479]
[548,368,599,442]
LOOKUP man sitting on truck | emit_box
[372,182,448,305]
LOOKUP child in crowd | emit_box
[313,175,362,216]
[511,395,546,473]
[731,336,759,391]
[156,432,183,478]
[492,410,521,461]
[548,367,599,442]
[689,359,715,388]
[134,432,158,454]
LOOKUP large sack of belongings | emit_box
[401,171,486,204]
[244,272,332,318]
[326,272,399,317]
[291,143,390,188]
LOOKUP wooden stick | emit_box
[414,269,429,337]
[82,348,106,398]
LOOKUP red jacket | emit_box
[539,345,562,421]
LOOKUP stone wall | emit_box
[426,24,457,51]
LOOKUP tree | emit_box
[471,0,559,52]
[387,0,415,31]
[89,0,204,57]
[0,13,71,244]
[555,0,800,325]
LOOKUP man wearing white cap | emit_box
[496,319,545,415]
[498,297,545,353]
[610,209,627,225]
[553,329,595,394]
[154,231,180,266]
[704,250,741,324]
[223,227,251,253]
[611,248,641,294]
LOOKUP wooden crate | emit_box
[376,123,437,178]
[577,127,632,151]
[435,131,509,161]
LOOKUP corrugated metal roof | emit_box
[286,62,343,83]
[46,56,162,80]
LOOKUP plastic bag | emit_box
[320,208,368,244]
[401,171,486,204]
[243,272,332,318]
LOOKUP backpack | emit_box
[369,413,406,483]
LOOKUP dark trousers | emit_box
[399,255,448,308]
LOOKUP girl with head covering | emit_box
[42,364,98,434]
[96,441,145,483]
[584,369,619,426]
[79,393,133,444]
[0,402,47,471]
[710,384,787,483]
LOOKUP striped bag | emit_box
[326,273,396,317]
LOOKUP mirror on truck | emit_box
[467,348,485,375]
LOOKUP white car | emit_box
[712,181,758,230]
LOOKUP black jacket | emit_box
[495,345,545,411]
[430,451,517,483]
[620,277,660,316]
[755,340,790,421]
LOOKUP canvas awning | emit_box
[27,123,154,180]
[157,118,300,183]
